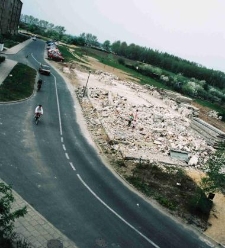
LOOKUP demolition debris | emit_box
[74,70,225,168]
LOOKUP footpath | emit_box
[0,39,78,248]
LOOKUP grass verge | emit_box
[0,63,36,101]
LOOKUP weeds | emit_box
[123,161,212,228]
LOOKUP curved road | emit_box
[0,39,215,248]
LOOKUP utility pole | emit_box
[83,70,91,97]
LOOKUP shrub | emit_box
[188,191,212,218]
[0,182,27,243]
[118,58,125,65]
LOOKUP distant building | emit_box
[0,0,23,35]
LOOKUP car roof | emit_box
[41,64,50,69]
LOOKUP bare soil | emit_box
[48,56,225,247]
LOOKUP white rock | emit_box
[188,155,199,166]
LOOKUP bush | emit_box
[218,111,225,121]
[188,191,212,218]
[1,34,29,49]
[0,182,27,244]
[118,58,125,65]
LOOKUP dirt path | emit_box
[49,57,225,247]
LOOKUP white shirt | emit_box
[35,106,43,115]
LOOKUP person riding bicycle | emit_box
[37,79,43,91]
[35,104,43,118]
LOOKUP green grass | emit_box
[58,45,86,63]
[0,63,36,101]
[2,34,29,48]
[194,98,225,113]
[72,46,171,90]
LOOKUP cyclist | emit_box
[37,79,43,91]
[35,104,43,119]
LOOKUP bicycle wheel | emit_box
[35,117,39,125]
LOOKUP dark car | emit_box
[39,64,50,76]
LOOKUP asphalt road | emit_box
[0,39,216,248]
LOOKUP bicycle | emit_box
[34,113,41,125]
[37,84,41,92]
[37,79,43,92]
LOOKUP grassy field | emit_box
[0,63,36,101]
[194,98,225,113]
[58,44,87,63]
[64,45,171,90]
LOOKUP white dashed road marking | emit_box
[77,174,160,248]
[69,162,76,171]
[65,153,70,160]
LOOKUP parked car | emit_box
[46,40,57,45]
[32,36,36,41]
[47,43,56,50]
[48,51,64,62]
[39,64,50,76]
[48,48,62,56]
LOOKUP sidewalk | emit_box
[10,180,78,248]
[0,39,32,85]
[0,59,17,86]
[0,40,79,248]
[2,38,32,55]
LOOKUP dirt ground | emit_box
[49,56,225,247]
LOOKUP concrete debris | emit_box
[75,71,225,168]
[208,110,223,120]
[191,117,225,146]
[188,155,199,166]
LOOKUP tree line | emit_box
[110,41,225,90]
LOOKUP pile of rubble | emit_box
[75,71,223,168]
[208,110,223,120]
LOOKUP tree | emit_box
[72,36,85,46]
[54,26,66,40]
[39,20,49,29]
[120,41,128,57]
[0,182,27,242]
[86,33,98,46]
[79,33,98,47]
[47,23,55,30]
[201,143,225,195]
[102,40,111,52]
[111,40,121,54]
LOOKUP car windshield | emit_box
[41,65,50,70]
